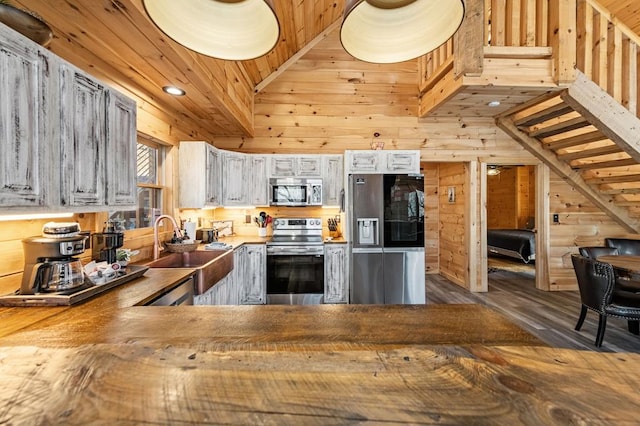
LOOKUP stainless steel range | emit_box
[266,217,324,304]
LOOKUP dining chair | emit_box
[571,254,640,347]
[578,246,619,258]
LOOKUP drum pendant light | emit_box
[340,0,465,63]
[143,0,280,61]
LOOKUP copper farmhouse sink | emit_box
[145,250,233,295]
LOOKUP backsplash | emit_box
[178,207,343,238]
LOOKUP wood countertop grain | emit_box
[1,343,640,424]
[2,269,640,423]
[0,304,544,349]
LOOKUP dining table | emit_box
[596,255,640,273]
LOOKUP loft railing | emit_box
[577,0,639,116]
[419,0,640,117]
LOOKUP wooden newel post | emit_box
[549,0,577,86]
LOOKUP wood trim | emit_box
[479,162,488,293]
[254,19,341,94]
[535,163,550,291]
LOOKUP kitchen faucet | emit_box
[153,215,183,260]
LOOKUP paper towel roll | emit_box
[184,221,197,240]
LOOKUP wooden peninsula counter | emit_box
[1,269,640,424]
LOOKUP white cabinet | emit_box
[0,25,55,210]
[385,151,420,173]
[322,155,343,206]
[324,243,349,303]
[0,23,137,213]
[240,244,266,304]
[222,151,248,205]
[345,150,420,174]
[345,151,380,173]
[249,155,268,206]
[107,90,137,207]
[179,141,222,208]
[60,65,108,208]
[269,155,322,177]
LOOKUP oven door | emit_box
[266,245,324,304]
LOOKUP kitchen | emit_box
[2,0,640,422]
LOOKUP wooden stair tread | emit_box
[557,143,622,160]
[528,116,591,138]
[571,157,637,170]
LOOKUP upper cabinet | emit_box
[0,23,137,213]
[0,26,54,210]
[323,155,343,206]
[345,150,420,174]
[59,66,107,208]
[269,155,322,177]
[178,147,343,208]
[249,155,268,206]
[179,141,222,209]
[222,151,249,206]
[107,91,137,207]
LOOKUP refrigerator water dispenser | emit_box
[356,218,378,245]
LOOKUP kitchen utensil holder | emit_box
[258,228,267,237]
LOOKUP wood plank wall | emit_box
[548,173,631,290]
[438,163,468,287]
[422,163,440,274]
[487,165,536,229]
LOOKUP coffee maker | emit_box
[91,221,124,264]
[21,223,88,295]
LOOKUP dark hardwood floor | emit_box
[426,258,640,353]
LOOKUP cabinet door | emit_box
[322,155,343,206]
[297,156,322,177]
[231,246,246,305]
[60,65,107,207]
[241,244,266,304]
[249,155,268,206]
[222,152,247,205]
[384,151,420,173]
[106,90,137,207]
[0,29,54,209]
[270,156,296,177]
[205,145,222,206]
[345,151,380,173]
[324,244,349,303]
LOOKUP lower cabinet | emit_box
[194,244,266,305]
[324,243,349,303]
[240,244,267,304]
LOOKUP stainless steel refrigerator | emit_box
[350,174,426,304]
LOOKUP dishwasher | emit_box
[142,276,195,306]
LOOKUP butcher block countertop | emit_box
[1,270,640,423]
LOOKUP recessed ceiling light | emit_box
[487,100,501,107]
[163,86,186,96]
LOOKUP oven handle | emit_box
[267,246,324,256]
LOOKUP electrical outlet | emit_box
[553,214,559,223]
[245,214,252,224]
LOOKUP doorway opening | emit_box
[485,164,537,287]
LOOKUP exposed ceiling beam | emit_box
[254,19,342,94]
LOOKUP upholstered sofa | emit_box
[605,238,640,256]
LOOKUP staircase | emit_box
[496,70,640,233]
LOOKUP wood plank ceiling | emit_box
[8,0,640,139]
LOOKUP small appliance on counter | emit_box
[91,220,124,264]
[20,222,88,295]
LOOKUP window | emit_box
[109,139,164,229]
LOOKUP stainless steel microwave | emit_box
[269,178,323,206]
